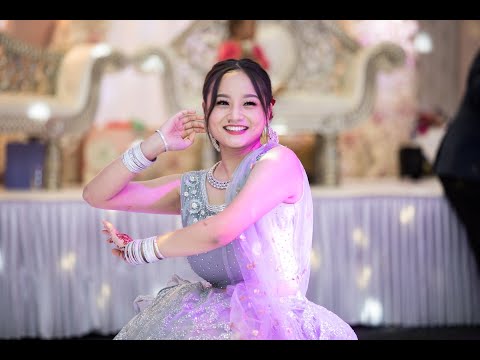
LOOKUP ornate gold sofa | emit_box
[0,32,124,188]
[150,20,406,185]
[0,21,406,187]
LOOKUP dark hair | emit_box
[202,58,273,135]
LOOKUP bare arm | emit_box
[83,109,205,214]
[85,168,183,214]
[150,146,304,257]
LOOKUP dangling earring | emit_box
[261,126,268,145]
[208,132,220,152]
[268,125,279,144]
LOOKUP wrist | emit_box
[155,129,169,153]
[121,142,155,173]
[123,236,165,265]
[141,132,167,160]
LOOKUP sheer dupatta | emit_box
[225,140,314,339]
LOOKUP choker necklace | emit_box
[207,161,230,190]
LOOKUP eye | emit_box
[244,101,257,106]
[216,100,229,106]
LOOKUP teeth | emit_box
[224,126,247,131]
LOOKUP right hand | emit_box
[159,109,205,151]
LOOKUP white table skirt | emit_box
[1,178,479,339]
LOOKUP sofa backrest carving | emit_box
[163,20,406,136]
[152,20,406,185]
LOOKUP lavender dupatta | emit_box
[225,140,314,339]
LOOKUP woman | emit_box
[83,58,357,340]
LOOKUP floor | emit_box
[352,325,480,340]
[55,325,480,340]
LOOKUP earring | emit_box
[261,126,268,145]
[209,133,220,152]
[268,126,279,144]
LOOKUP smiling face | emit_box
[205,70,268,152]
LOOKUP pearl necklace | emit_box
[206,161,230,190]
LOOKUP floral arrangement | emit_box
[105,118,146,133]
[412,108,447,138]
[409,108,448,166]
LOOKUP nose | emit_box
[228,105,244,123]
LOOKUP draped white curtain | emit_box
[308,195,480,327]
[0,201,200,339]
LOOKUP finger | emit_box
[102,220,113,231]
[177,109,197,121]
[184,131,196,145]
[182,114,204,125]
[183,123,198,131]
[183,121,205,133]
[111,234,124,248]
[103,220,119,235]
[182,120,204,131]
[189,120,206,129]
[112,248,125,260]
[101,229,110,235]
[182,117,204,125]
[179,125,204,140]
[182,128,196,139]
[194,127,206,134]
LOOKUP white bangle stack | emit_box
[121,142,155,174]
[123,236,165,265]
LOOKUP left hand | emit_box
[102,220,132,260]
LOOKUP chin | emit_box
[219,135,262,150]
[233,141,261,150]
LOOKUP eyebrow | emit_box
[217,93,259,99]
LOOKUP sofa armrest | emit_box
[272,41,406,134]
[0,34,122,136]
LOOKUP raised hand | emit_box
[158,109,205,151]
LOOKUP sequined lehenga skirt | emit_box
[113,276,357,340]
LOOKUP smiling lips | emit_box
[224,125,248,135]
